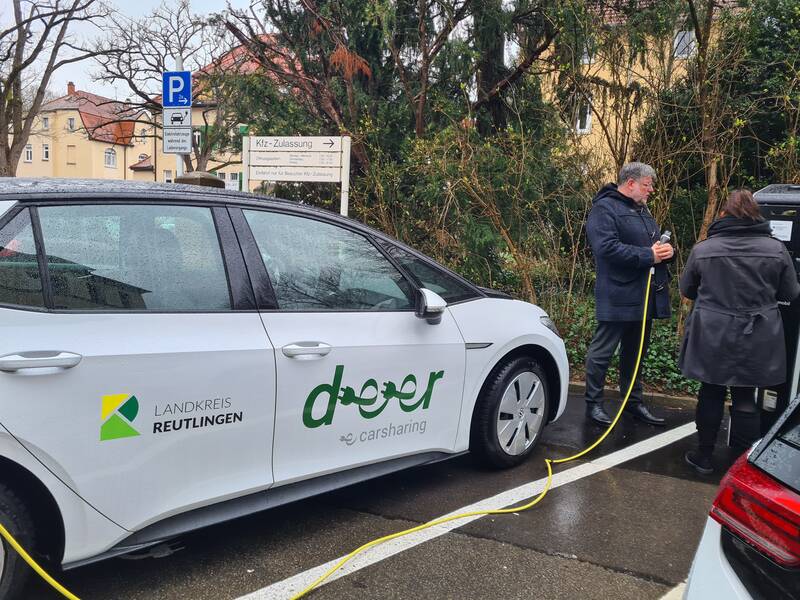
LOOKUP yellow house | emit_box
[545,0,739,176]
[540,24,698,176]
[15,82,245,188]
[15,82,154,181]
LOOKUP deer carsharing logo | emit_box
[100,394,140,441]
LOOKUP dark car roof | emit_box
[4,177,310,210]
[1,177,367,233]
[754,184,800,204]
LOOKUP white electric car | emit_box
[0,179,567,597]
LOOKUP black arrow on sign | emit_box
[324,139,335,148]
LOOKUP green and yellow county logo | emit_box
[101,394,140,441]
[303,365,444,428]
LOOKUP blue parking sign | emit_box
[162,71,192,107]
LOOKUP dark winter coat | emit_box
[679,216,800,387]
[586,183,671,321]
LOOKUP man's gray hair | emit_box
[618,162,656,185]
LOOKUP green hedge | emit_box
[555,294,700,397]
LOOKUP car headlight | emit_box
[540,315,560,337]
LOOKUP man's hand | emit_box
[652,242,674,264]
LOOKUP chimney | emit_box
[67,82,75,95]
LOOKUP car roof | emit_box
[754,184,800,204]
[1,177,364,231]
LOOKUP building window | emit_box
[217,172,225,179]
[66,145,76,165]
[575,98,592,134]
[673,29,696,59]
[42,117,50,130]
[42,144,50,161]
[138,153,148,161]
[104,148,117,168]
[164,170,173,183]
[24,145,33,162]
[230,172,239,181]
[67,117,76,131]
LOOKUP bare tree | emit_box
[0,0,110,176]
[93,0,243,172]
[375,0,472,136]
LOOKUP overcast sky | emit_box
[46,0,253,100]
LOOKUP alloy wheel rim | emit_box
[496,371,545,456]
[0,535,5,580]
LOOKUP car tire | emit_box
[471,356,550,469]
[0,484,34,600]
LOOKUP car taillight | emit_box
[710,454,800,568]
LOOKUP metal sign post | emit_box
[242,135,352,216]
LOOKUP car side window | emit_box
[378,241,478,303]
[0,209,44,308]
[243,210,415,311]
[37,204,231,311]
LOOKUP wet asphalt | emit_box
[24,392,739,600]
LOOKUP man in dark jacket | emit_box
[585,162,674,426]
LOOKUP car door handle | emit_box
[0,351,83,372]
[282,342,332,359]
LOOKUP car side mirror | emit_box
[416,288,447,324]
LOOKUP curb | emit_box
[568,381,697,408]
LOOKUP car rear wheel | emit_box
[0,484,34,600]
[471,356,550,469]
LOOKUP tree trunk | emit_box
[698,154,720,240]
[474,0,506,136]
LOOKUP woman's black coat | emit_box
[679,217,800,387]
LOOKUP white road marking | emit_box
[659,581,686,599]
[238,422,696,600]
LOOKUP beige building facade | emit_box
[16,83,244,189]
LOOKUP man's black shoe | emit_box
[685,450,714,475]
[586,403,613,426]
[624,403,666,426]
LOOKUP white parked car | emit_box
[684,396,800,600]
[0,179,567,597]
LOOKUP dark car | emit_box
[685,394,800,599]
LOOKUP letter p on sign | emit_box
[162,71,192,108]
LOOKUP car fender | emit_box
[447,299,569,453]
[0,426,128,565]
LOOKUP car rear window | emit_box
[752,399,800,495]
[0,209,44,308]
[38,204,231,311]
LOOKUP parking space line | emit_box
[237,422,696,600]
[659,581,686,599]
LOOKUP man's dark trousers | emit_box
[585,320,653,406]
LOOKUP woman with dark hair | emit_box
[679,189,800,474]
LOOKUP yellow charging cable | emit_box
[0,523,80,600]
[0,271,653,600]
[290,269,654,599]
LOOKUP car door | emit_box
[0,201,275,530]
[232,207,466,485]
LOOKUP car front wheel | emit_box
[0,484,35,600]
[471,356,550,469]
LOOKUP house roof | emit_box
[41,89,142,146]
[129,154,154,171]
[152,35,293,106]
[591,0,740,25]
